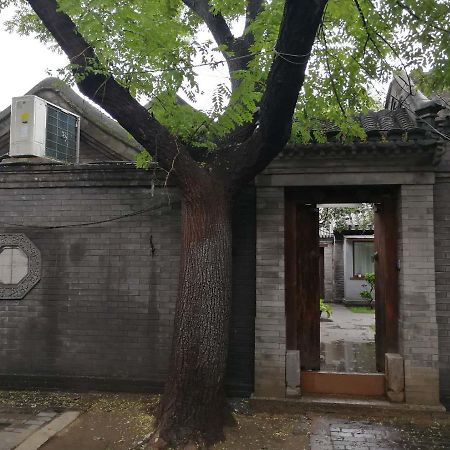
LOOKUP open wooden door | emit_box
[285,197,320,368]
[296,204,320,370]
[374,195,399,371]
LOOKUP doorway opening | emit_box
[318,203,375,374]
[285,187,399,397]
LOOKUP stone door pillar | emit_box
[254,187,286,397]
[398,184,440,405]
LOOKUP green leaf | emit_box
[135,149,152,169]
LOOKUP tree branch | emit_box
[228,0,327,189]
[245,0,263,30]
[259,0,327,145]
[182,0,234,49]
[26,0,204,192]
[240,0,264,60]
[395,0,449,34]
[182,0,252,90]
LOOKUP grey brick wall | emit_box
[0,165,256,395]
[398,184,440,405]
[0,181,180,388]
[227,187,256,396]
[332,236,344,302]
[254,187,286,397]
[434,178,450,407]
[323,243,333,302]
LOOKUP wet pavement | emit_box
[321,304,376,373]
[0,408,57,450]
[310,416,402,450]
[309,414,450,450]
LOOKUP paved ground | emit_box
[309,414,450,450]
[1,392,449,450]
[0,408,57,450]
[310,416,401,450]
[321,304,376,373]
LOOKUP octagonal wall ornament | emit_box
[0,234,41,300]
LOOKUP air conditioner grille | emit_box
[45,104,78,163]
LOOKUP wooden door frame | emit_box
[374,195,399,370]
[296,203,321,370]
[285,186,399,383]
[285,194,321,369]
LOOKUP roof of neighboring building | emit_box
[279,74,448,163]
[319,107,417,136]
[384,72,449,136]
[0,78,143,164]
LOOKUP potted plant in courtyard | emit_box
[320,298,332,319]
[360,272,375,308]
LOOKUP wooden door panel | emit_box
[374,196,399,371]
[285,193,298,350]
[297,204,320,370]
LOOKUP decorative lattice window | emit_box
[0,234,41,300]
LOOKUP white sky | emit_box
[0,7,68,111]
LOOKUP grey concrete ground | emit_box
[0,409,57,450]
[321,304,376,373]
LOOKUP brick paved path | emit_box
[309,415,450,450]
[0,409,57,450]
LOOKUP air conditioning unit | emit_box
[10,95,80,163]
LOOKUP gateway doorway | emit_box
[285,187,399,396]
[319,214,375,375]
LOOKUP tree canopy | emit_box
[319,203,374,235]
[2,0,449,150]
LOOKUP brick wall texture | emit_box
[323,244,333,302]
[332,237,344,302]
[0,185,177,388]
[398,184,440,405]
[0,166,255,395]
[434,177,450,407]
[254,187,286,397]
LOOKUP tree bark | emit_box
[152,180,232,448]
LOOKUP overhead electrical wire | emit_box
[0,201,181,230]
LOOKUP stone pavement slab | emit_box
[309,414,450,450]
[15,411,80,450]
[0,409,57,450]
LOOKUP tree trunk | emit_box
[152,181,233,448]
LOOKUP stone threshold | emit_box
[250,395,446,413]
